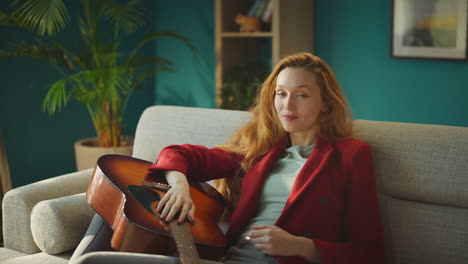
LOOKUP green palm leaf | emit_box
[125,55,174,70]
[100,0,146,34]
[12,0,70,35]
[129,31,198,63]
[0,38,74,73]
[42,78,69,114]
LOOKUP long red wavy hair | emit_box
[216,52,353,213]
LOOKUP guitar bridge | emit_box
[141,181,171,191]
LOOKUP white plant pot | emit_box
[74,137,133,171]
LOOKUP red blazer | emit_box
[148,136,384,264]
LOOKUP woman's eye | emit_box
[276,92,286,97]
[297,94,308,98]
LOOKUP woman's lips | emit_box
[283,115,298,121]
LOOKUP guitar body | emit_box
[87,154,227,260]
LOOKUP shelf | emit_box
[215,0,314,108]
[221,32,273,38]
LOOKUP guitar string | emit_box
[184,222,199,262]
[171,222,185,262]
[180,223,190,263]
[182,222,197,264]
[172,221,200,264]
[172,222,187,262]
[182,221,199,263]
[181,222,199,263]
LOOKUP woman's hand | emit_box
[248,225,319,262]
[155,170,196,223]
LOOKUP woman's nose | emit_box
[285,96,295,110]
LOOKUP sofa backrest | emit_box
[354,120,468,264]
[133,105,251,162]
[133,106,468,264]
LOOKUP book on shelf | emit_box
[247,0,261,16]
[261,0,273,23]
[247,0,273,24]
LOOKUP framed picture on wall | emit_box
[391,0,468,60]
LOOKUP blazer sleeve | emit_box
[313,143,384,264]
[147,144,243,183]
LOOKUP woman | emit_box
[75,53,384,264]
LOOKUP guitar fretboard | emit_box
[169,221,201,264]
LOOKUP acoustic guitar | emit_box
[86,154,227,263]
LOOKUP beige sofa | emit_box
[1,105,467,264]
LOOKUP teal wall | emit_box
[315,0,468,127]
[153,0,215,108]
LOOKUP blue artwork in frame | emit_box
[391,0,468,60]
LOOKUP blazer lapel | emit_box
[279,136,335,220]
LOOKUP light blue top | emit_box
[241,144,314,237]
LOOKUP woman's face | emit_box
[274,67,326,145]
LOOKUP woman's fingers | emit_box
[157,190,195,223]
[177,202,193,223]
[165,198,182,222]
[159,195,176,220]
[188,205,196,224]
[156,191,170,213]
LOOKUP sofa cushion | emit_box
[0,247,27,261]
[354,120,468,208]
[30,193,95,254]
[379,195,468,263]
[0,251,72,264]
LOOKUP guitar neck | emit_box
[169,221,201,264]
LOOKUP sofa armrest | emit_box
[2,168,93,254]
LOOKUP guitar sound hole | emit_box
[148,189,161,201]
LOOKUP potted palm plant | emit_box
[0,0,195,169]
